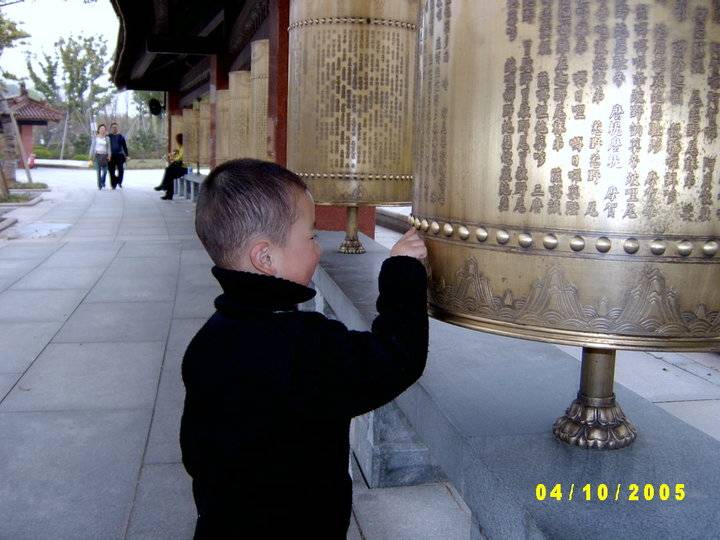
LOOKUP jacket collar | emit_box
[211,266,316,314]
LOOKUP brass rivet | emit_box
[569,236,585,251]
[518,233,533,248]
[703,240,719,257]
[430,221,440,235]
[458,226,470,240]
[414,218,422,230]
[421,219,429,232]
[543,234,558,250]
[442,223,454,236]
[496,230,510,244]
[476,227,489,242]
[677,240,693,257]
[407,215,415,226]
[623,238,640,254]
[650,240,666,255]
[596,237,612,253]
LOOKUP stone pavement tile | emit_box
[178,262,215,288]
[0,277,15,292]
[0,321,63,373]
[104,256,179,278]
[0,289,86,322]
[347,514,362,540]
[42,248,119,268]
[86,274,178,303]
[0,409,150,540]
[165,318,208,372]
[116,234,171,242]
[145,365,185,464]
[54,301,173,343]
[352,482,471,540]
[613,350,720,401]
[125,463,196,540]
[118,241,181,258]
[180,248,213,266]
[174,285,221,319]
[0,342,164,412]
[0,374,19,400]
[11,265,105,290]
[680,352,720,372]
[0,257,40,277]
[181,238,204,250]
[657,400,720,442]
[0,244,59,259]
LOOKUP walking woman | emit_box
[90,124,110,190]
[154,133,185,200]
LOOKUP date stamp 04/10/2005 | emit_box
[534,483,687,502]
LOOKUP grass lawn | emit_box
[125,159,166,170]
[9,181,49,189]
[0,193,33,203]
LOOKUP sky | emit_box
[2,0,131,112]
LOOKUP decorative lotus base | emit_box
[553,394,637,450]
[337,206,366,254]
[553,347,637,450]
[338,237,366,254]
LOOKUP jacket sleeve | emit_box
[295,255,429,419]
[121,135,129,156]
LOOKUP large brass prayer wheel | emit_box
[287,0,419,253]
[412,1,719,449]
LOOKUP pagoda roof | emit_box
[5,91,63,123]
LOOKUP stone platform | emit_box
[315,232,720,539]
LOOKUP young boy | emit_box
[180,159,429,539]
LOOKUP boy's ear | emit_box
[249,240,275,276]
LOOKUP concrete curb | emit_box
[0,217,18,232]
[0,194,43,208]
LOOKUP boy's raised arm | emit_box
[295,233,430,418]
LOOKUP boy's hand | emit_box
[390,228,428,260]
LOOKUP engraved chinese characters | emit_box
[182,106,198,169]
[286,0,418,208]
[229,71,252,159]
[250,40,271,161]
[413,0,720,351]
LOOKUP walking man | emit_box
[108,122,129,189]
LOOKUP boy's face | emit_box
[272,190,321,286]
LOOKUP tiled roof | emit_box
[5,94,63,122]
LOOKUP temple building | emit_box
[109,0,376,237]
[3,83,63,163]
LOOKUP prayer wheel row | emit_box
[175,39,271,169]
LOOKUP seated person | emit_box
[180,158,429,538]
[155,133,185,200]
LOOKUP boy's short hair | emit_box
[195,159,308,267]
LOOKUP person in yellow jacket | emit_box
[155,133,185,200]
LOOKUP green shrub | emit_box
[10,181,48,189]
[72,153,90,161]
[33,147,60,159]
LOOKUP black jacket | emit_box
[180,255,429,539]
[108,133,128,161]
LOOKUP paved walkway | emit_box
[0,168,470,539]
[1,168,717,539]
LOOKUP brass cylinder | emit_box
[286,0,419,206]
[250,39,270,161]
[579,348,615,399]
[182,106,198,171]
[215,89,231,165]
[199,100,211,167]
[229,70,252,159]
[414,0,720,351]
